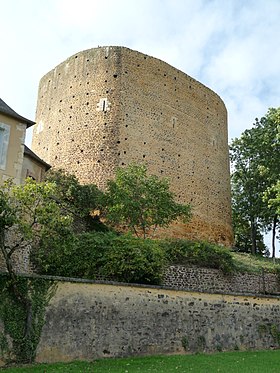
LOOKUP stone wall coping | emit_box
[1,270,280,300]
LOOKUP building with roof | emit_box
[0,98,50,184]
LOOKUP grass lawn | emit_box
[231,251,280,273]
[2,350,280,373]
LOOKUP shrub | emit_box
[101,234,166,284]
[162,239,234,273]
[33,232,166,284]
[32,231,115,278]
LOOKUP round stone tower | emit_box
[32,46,233,245]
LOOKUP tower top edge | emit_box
[39,45,226,110]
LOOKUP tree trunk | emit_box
[250,218,257,255]
[271,214,278,258]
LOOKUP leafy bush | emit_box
[162,239,234,273]
[32,232,115,278]
[33,232,166,284]
[101,234,166,284]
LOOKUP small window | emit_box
[0,123,10,170]
[96,98,111,112]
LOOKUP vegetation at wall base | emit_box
[0,179,69,364]
[32,232,166,285]
[162,239,235,273]
[2,350,280,372]
[0,275,56,364]
[32,227,280,283]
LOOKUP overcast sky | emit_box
[1,0,280,146]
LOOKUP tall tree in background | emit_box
[230,108,280,256]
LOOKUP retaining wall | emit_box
[163,265,280,296]
[35,281,280,362]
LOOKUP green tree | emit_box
[230,108,280,256]
[45,169,105,232]
[104,164,191,238]
[265,181,280,216]
[0,179,73,360]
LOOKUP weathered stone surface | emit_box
[36,282,280,362]
[163,265,280,296]
[32,46,233,245]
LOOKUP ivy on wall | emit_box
[0,274,56,364]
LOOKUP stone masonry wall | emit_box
[32,46,232,245]
[163,265,280,296]
[35,281,280,363]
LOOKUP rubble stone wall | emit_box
[35,281,280,362]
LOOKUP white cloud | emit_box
[0,0,280,145]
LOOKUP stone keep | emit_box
[32,46,233,245]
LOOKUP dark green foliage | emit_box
[34,233,234,282]
[101,234,166,284]
[45,169,105,232]
[231,214,268,256]
[230,107,280,256]
[0,275,56,364]
[33,232,166,285]
[162,239,234,273]
[181,336,189,351]
[104,164,191,238]
[32,232,114,279]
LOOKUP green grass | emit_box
[231,251,280,273]
[2,350,280,372]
